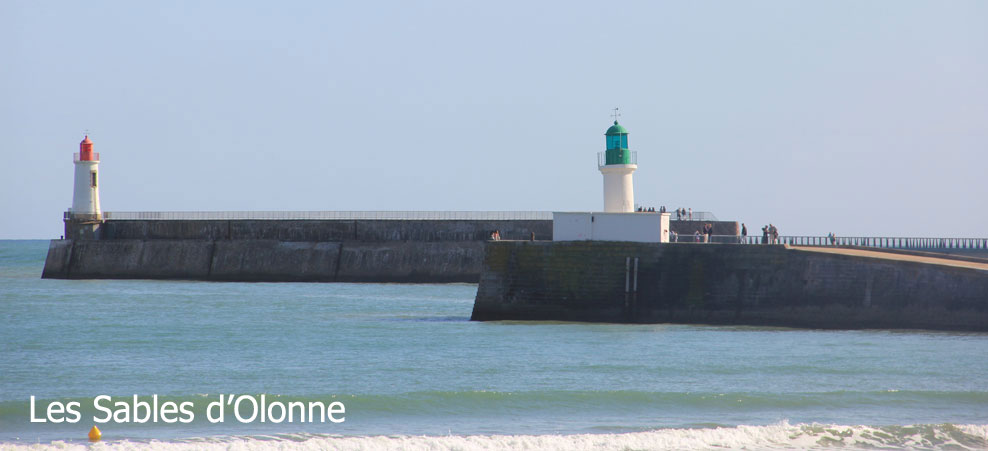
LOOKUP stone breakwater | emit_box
[42,219,552,283]
[471,241,988,332]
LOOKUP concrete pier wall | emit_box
[471,241,988,331]
[42,239,487,283]
[95,219,551,242]
[44,219,550,282]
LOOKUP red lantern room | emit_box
[79,135,95,161]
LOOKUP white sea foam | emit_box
[3,422,987,451]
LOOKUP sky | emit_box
[2,1,986,239]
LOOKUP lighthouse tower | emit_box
[71,135,101,220]
[598,120,637,212]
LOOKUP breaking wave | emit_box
[2,422,986,450]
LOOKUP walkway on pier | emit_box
[791,246,988,272]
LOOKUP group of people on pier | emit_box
[761,224,780,244]
[633,206,701,222]
[636,206,666,213]
[694,223,715,242]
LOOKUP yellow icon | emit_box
[88,425,102,442]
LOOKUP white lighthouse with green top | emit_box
[598,119,637,212]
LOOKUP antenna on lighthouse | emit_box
[611,108,621,122]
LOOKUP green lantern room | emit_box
[604,121,632,165]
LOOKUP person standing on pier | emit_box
[741,223,747,244]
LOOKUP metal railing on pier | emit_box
[667,211,718,222]
[777,235,988,250]
[669,234,740,243]
[99,211,553,221]
[672,234,988,249]
[63,211,101,221]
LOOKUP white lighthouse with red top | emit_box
[71,135,101,220]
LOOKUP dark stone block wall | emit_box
[44,219,552,282]
[471,241,988,331]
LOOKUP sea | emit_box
[1,239,986,450]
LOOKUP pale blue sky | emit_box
[3,1,986,239]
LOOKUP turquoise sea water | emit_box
[1,239,986,450]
